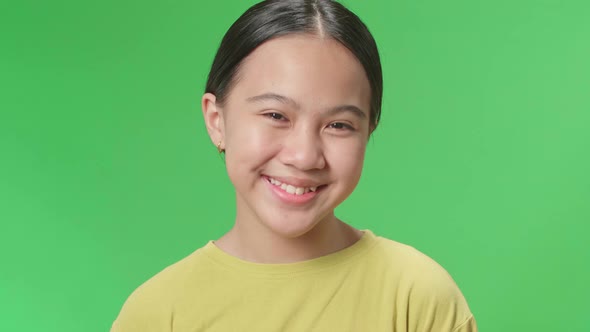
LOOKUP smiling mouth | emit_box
[264,176,326,196]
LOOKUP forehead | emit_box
[228,34,371,112]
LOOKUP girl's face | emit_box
[203,34,372,238]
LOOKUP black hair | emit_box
[205,0,383,131]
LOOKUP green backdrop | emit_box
[1,0,589,331]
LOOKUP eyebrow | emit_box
[246,93,300,108]
[246,92,367,119]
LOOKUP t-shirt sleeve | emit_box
[396,244,478,332]
[110,282,174,332]
[452,314,477,332]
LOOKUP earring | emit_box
[216,141,224,154]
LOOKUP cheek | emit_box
[327,139,367,179]
[225,118,281,167]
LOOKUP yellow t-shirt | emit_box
[111,230,477,331]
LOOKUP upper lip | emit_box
[264,175,324,188]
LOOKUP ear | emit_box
[202,93,225,150]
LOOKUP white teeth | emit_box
[286,185,296,194]
[267,177,319,195]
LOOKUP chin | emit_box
[259,212,325,239]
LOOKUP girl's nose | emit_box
[278,127,326,171]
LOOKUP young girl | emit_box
[111,1,477,331]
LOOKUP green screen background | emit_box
[1,0,589,331]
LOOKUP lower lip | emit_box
[263,176,320,205]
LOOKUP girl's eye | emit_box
[328,122,354,131]
[264,112,286,121]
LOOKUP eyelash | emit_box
[264,112,287,121]
[262,112,355,131]
[328,122,354,131]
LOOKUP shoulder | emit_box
[366,235,454,281]
[110,246,211,332]
[369,235,463,289]
[367,233,476,331]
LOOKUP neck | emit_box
[215,213,362,264]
